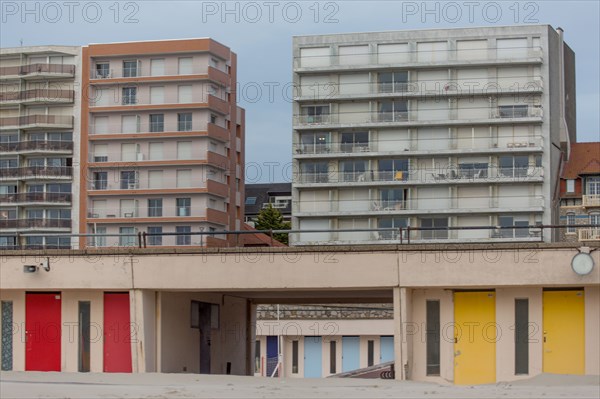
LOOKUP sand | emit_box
[1,371,599,398]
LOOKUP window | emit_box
[498,105,528,118]
[148,143,163,160]
[94,226,106,247]
[380,188,408,210]
[120,171,138,189]
[340,132,368,152]
[498,216,529,238]
[148,170,163,189]
[27,184,44,193]
[426,300,441,375]
[378,71,408,93]
[178,57,193,74]
[586,177,600,195]
[93,144,108,162]
[149,114,164,132]
[210,114,218,124]
[378,217,409,240]
[147,226,162,246]
[119,227,136,247]
[367,340,374,367]
[420,217,448,240]
[95,62,110,78]
[45,236,70,249]
[499,155,529,178]
[176,226,191,245]
[566,179,575,193]
[340,160,367,182]
[123,60,138,77]
[301,161,328,183]
[150,59,165,76]
[378,100,408,122]
[378,158,409,181]
[292,340,299,374]
[590,213,600,227]
[458,162,488,179]
[122,87,137,105]
[150,86,164,104]
[93,172,107,190]
[178,85,192,103]
[178,113,193,131]
[329,341,336,374]
[177,141,192,159]
[176,169,192,188]
[47,209,70,220]
[209,57,220,68]
[148,199,163,217]
[566,213,576,233]
[302,105,330,123]
[299,132,330,154]
[515,299,529,375]
[245,197,257,205]
[176,198,191,216]
[25,236,43,249]
[122,115,139,133]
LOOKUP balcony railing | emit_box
[0,166,72,179]
[295,46,543,69]
[297,76,543,99]
[0,63,75,77]
[294,196,545,214]
[0,140,73,153]
[88,178,225,192]
[578,228,600,241]
[294,137,543,155]
[0,192,71,203]
[296,166,543,184]
[0,115,74,129]
[87,206,222,219]
[295,106,542,126]
[0,219,71,229]
[0,89,75,103]
[582,195,600,207]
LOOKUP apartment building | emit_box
[80,39,245,248]
[559,142,600,242]
[0,46,81,250]
[245,183,292,225]
[291,25,576,245]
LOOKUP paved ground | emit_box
[1,371,599,398]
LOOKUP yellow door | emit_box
[454,291,496,385]
[543,290,585,374]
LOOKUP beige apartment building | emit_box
[0,46,81,250]
[291,25,576,245]
[80,39,244,248]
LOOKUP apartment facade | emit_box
[80,39,245,248]
[0,46,81,250]
[291,25,576,245]
[559,142,600,242]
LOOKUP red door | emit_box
[103,292,132,372]
[25,292,61,371]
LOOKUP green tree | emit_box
[254,204,291,245]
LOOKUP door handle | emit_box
[454,337,458,343]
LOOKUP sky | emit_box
[1,0,599,182]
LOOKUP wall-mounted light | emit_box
[572,247,595,276]
[22,257,51,273]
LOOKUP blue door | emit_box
[266,336,278,377]
[304,336,322,378]
[342,336,360,372]
[380,336,394,363]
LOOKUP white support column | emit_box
[393,286,404,380]
[130,289,157,373]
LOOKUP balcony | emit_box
[295,166,543,186]
[294,137,543,157]
[578,228,600,241]
[0,219,71,229]
[0,192,71,204]
[89,121,229,142]
[88,150,227,169]
[0,115,73,130]
[87,178,227,195]
[0,89,75,105]
[89,93,229,114]
[294,46,543,72]
[293,196,544,217]
[86,207,228,225]
[0,140,73,154]
[0,63,75,80]
[295,76,544,101]
[0,166,72,180]
[89,66,230,86]
[294,106,543,129]
[582,195,600,208]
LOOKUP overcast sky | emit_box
[1,0,598,182]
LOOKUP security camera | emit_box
[23,265,38,273]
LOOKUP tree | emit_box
[254,204,291,245]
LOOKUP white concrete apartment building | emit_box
[291,25,576,245]
[81,39,244,248]
[0,46,81,250]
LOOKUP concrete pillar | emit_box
[393,286,404,380]
[246,300,257,376]
[393,287,412,380]
[130,289,157,373]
